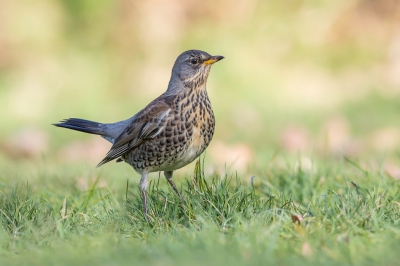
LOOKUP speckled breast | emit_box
[124,88,215,173]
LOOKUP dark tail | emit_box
[53,118,103,135]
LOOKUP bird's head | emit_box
[167,50,224,95]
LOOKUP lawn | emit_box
[1,156,399,266]
[1,0,400,265]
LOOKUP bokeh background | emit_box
[1,0,400,180]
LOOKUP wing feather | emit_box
[96,96,171,167]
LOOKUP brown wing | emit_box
[96,95,171,167]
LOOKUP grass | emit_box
[2,0,400,265]
[1,156,399,266]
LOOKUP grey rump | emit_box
[54,49,224,218]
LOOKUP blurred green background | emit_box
[1,0,400,178]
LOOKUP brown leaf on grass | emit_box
[301,242,313,257]
[291,214,303,224]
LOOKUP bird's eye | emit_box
[190,58,198,64]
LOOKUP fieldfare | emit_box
[54,49,224,217]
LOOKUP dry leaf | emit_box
[291,214,303,224]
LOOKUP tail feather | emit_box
[53,118,103,135]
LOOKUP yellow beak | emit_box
[203,55,224,65]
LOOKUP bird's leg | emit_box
[164,171,187,204]
[139,173,150,220]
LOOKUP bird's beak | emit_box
[203,55,224,65]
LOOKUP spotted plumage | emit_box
[53,49,224,218]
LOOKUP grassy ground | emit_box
[1,156,399,266]
[2,0,400,265]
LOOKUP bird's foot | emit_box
[167,179,187,206]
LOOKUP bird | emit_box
[53,49,224,218]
